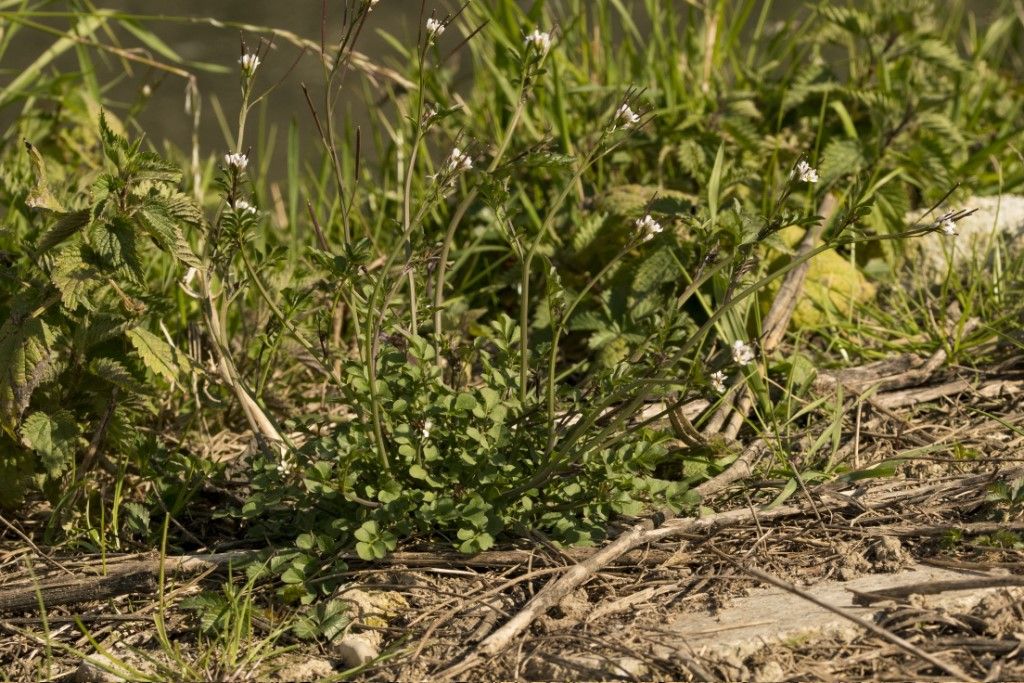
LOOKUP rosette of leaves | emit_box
[0,114,201,507]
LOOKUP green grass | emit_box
[1,0,1023,675]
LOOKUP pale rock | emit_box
[909,195,1024,279]
[331,632,381,668]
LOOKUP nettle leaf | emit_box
[632,247,682,293]
[21,410,80,477]
[36,209,91,254]
[127,326,185,386]
[50,248,100,310]
[818,138,863,184]
[90,219,141,276]
[133,151,183,184]
[0,312,55,430]
[0,447,33,509]
[162,192,205,226]
[135,200,202,268]
[88,357,139,392]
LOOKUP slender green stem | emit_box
[432,91,528,355]
[545,240,637,449]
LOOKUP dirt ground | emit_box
[2,364,1024,682]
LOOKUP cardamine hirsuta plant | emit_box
[0,0,1016,604]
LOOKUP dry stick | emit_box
[849,575,1024,606]
[0,550,260,614]
[707,546,978,682]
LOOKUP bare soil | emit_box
[2,365,1023,682]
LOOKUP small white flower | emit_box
[731,339,755,366]
[524,29,552,54]
[234,199,257,215]
[239,53,261,75]
[940,218,957,236]
[368,0,380,9]
[276,458,293,475]
[710,370,727,393]
[614,103,641,129]
[635,214,663,241]
[426,17,445,41]
[421,419,433,440]
[794,160,819,183]
[445,147,473,174]
[224,152,248,171]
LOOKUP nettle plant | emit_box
[1,113,200,513]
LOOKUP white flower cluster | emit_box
[276,457,294,476]
[368,0,380,10]
[524,29,552,53]
[234,199,257,215]
[445,147,473,175]
[614,103,640,129]
[224,152,248,171]
[426,17,445,41]
[709,370,727,393]
[794,160,819,183]
[421,419,433,440]
[731,339,755,366]
[939,217,957,236]
[635,214,663,241]
[239,53,260,75]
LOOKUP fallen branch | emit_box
[0,550,260,614]
[849,575,1024,606]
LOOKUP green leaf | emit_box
[50,248,99,310]
[454,392,478,412]
[127,327,184,385]
[632,247,682,293]
[136,201,202,268]
[0,311,55,430]
[36,210,91,254]
[21,410,80,477]
[0,447,33,509]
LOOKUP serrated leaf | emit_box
[127,327,182,385]
[0,447,33,509]
[36,210,91,254]
[50,248,99,310]
[632,247,682,292]
[818,138,863,184]
[0,311,55,430]
[88,357,138,391]
[135,200,202,268]
[21,410,79,477]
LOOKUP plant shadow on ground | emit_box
[0,0,1023,680]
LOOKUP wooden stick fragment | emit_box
[0,551,259,614]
